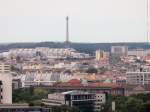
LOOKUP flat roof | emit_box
[0,104,41,109]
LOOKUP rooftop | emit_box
[62,90,91,95]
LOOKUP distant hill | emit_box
[0,42,149,54]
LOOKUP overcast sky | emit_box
[0,0,148,43]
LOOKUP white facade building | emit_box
[128,49,147,57]
[7,47,89,59]
[0,63,12,104]
[42,91,106,112]
[127,70,150,85]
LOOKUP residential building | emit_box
[128,49,147,57]
[0,63,12,104]
[127,71,150,85]
[8,47,90,59]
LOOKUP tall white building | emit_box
[127,69,150,85]
[0,63,12,104]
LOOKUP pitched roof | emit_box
[133,85,145,91]
[67,79,80,84]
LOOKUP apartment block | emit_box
[0,63,12,104]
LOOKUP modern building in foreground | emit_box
[42,91,106,112]
[40,82,125,96]
[0,63,12,104]
[0,104,51,112]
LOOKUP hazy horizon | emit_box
[0,0,149,43]
[0,41,148,45]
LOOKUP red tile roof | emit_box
[67,79,80,84]
[54,82,121,88]
[88,82,120,88]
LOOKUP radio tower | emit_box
[65,16,70,48]
[147,0,149,46]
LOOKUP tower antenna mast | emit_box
[65,16,69,48]
[147,0,149,45]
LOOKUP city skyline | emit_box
[0,0,148,43]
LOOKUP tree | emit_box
[86,67,98,73]
[13,88,49,103]
[33,87,48,98]
[101,103,112,112]
[140,101,150,112]
[51,105,80,112]
[52,106,61,112]
[61,105,72,112]
[125,97,143,112]
[113,96,127,112]
[70,106,80,112]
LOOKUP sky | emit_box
[0,0,148,43]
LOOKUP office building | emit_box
[42,90,106,112]
[0,63,12,104]
[111,46,128,57]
